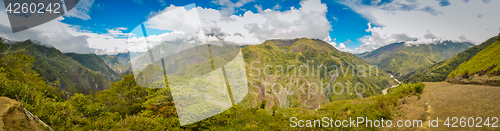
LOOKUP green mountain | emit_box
[98,52,132,74]
[130,38,396,111]
[359,41,473,76]
[401,36,499,83]
[65,53,121,82]
[446,36,500,85]
[241,38,396,109]
[356,42,406,64]
[2,40,113,95]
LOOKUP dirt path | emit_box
[387,82,500,131]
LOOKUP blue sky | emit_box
[58,0,372,50]
[0,0,499,54]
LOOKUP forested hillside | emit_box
[2,40,113,95]
[65,53,121,82]
[98,52,132,75]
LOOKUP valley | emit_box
[358,41,473,77]
[382,73,401,95]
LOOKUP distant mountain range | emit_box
[357,41,473,76]
[98,52,133,75]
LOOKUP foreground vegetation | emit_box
[0,38,425,130]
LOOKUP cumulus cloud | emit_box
[323,36,336,47]
[340,0,500,53]
[0,0,334,54]
[146,5,203,35]
[198,0,331,45]
[107,27,131,38]
[0,0,130,54]
[0,12,106,54]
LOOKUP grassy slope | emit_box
[3,40,112,94]
[360,41,473,76]
[401,36,499,83]
[448,40,500,78]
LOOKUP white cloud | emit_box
[0,9,107,54]
[146,5,203,35]
[198,0,331,45]
[107,27,131,38]
[0,0,128,54]
[342,0,500,53]
[126,5,214,53]
[1,0,334,54]
[323,36,336,47]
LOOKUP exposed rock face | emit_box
[0,97,42,131]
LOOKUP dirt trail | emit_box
[387,82,500,131]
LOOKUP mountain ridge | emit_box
[401,36,499,83]
[2,40,114,95]
[359,41,473,76]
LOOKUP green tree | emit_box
[92,74,148,117]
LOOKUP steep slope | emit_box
[446,37,500,85]
[241,38,396,109]
[360,41,473,76]
[2,40,112,95]
[402,36,499,83]
[65,53,121,82]
[98,52,132,74]
[356,42,405,63]
[131,38,396,111]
